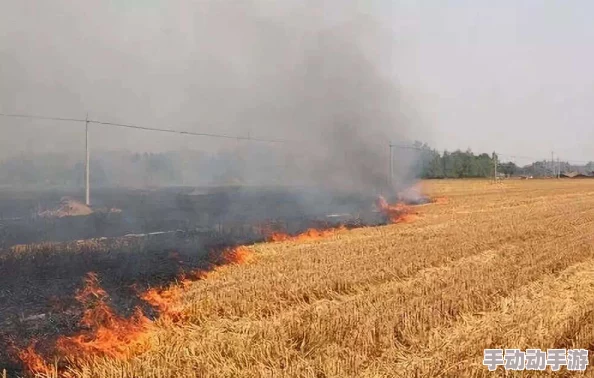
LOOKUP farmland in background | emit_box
[6,178,594,377]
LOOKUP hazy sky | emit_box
[378,0,594,165]
[1,0,593,166]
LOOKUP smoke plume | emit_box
[0,0,421,195]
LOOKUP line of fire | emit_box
[0,182,445,376]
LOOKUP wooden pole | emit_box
[388,144,393,190]
[493,151,497,182]
[85,114,90,206]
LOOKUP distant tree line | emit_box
[410,142,594,179]
[410,142,498,179]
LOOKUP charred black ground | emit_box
[0,185,429,373]
[0,186,427,248]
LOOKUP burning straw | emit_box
[13,194,438,376]
[15,246,254,376]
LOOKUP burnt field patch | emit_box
[0,186,399,249]
[0,233,225,373]
[0,186,425,375]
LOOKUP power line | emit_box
[0,112,289,144]
[88,119,290,143]
[3,112,593,161]
[0,112,85,123]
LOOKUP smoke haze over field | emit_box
[4,1,594,174]
[0,0,422,193]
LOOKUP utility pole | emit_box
[443,149,447,178]
[85,114,90,206]
[493,151,497,182]
[551,151,554,177]
[388,144,393,190]
[557,157,560,178]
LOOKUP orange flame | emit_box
[141,286,184,322]
[218,245,253,265]
[142,246,253,323]
[267,226,346,243]
[55,272,152,360]
[15,196,425,375]
[17,342,53,376]
[17,247,255,374]
[375,195,417,223]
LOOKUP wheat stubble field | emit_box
[20,179,594,377]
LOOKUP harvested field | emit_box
[6,179,594,377]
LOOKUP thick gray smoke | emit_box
[202,3,414,195]
[0,0,420,195]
